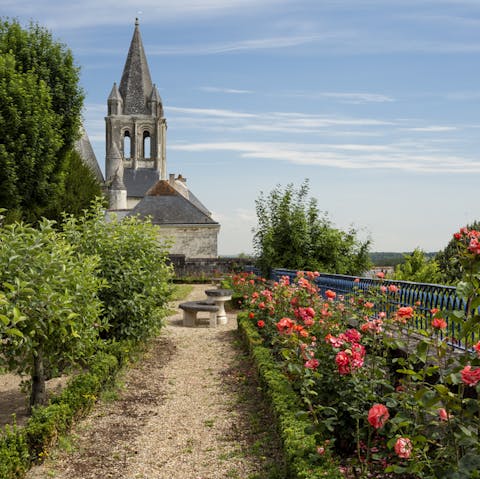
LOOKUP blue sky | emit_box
[3,0,480,255]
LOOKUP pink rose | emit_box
[438,408,451,421]
[394,437,412,459]
[305,358,319,369]
[461,365,480,386]
[367,404,389,429]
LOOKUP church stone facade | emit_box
[104,19,219,259]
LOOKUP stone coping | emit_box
[204,289,232,297]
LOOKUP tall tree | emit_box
[253,180,371,276]
[0,19,85,222]
[436,221,480,284]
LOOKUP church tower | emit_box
[105,18,167,209]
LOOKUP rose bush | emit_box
[233,227,480,478]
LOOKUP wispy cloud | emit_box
[147,34,326,55]
[401,126,458,132]
[170,140,480,173]
[198,86,253,95]
[289,91,395,104]
[5,0,289,30]
[168,106,256,119]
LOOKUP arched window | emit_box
[143,131,151,160]
[123,131,131,159]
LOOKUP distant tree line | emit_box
[369,251,437,268]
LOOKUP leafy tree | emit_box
[0,19,85,222]
[436,221,480,285]
[0,219,104,408]
[0,53,62,222]
[57,149,105,217]
[62,200,174,342]
[393,248,442,284]
[253,180,371,276]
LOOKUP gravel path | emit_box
[26,285,283,479]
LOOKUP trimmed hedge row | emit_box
[237,312,343,479]
[0,341,133,479]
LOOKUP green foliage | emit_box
[393,248,442,283]
[0,219,104,407]
[62,199,174,342]
[0,18,84,222]
[0,52,62,222]
[0,19,83,155]
[0,423,29,479]
[238,312,343,479]
[253,180,371,276]
[0,341,132,478]
[436,221,480,284]
[57,149,104,217]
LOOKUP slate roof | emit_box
[123,168,160,197]
[128,180,218,225]
[75,125,104,182]
[119,19,153,115]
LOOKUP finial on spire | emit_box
[135,17,139,26]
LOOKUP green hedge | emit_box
[0,340,132,478]
[237,312,343,479]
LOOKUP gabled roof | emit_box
[128,180,218,225]
[123,168,160,197]
[119,19,153,115]
[75,125,104,182]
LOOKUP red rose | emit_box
[325,290,336,299]
[461,365,480,386]
[257,320,265,328]
[367,404,389,429]
[431,317,447,330]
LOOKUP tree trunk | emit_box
[30,348,46,411]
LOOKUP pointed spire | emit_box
[150,84,162,103]
[119,19,153,114]
[108,82,122,101]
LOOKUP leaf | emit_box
[6,328,24,338]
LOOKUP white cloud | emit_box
[167,106,256,119]
[5,0,289,30]
[293,91,396,104]
[198,86,253,95]
[147,34,325,55]
[401,126,458,132]
[170,140,480,173]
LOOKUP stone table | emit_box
[205,288,232,325]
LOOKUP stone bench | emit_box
[179,301,220,328]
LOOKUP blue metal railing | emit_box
[245,267,472,350]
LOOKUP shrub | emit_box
[62,199,174,342]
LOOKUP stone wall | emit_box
[169,255,254,278]
[157,224,220,259]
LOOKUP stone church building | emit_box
[102,19,219,259]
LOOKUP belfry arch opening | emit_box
[123,131,131,159]
[142,130,151,159]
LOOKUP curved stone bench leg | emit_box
[209,311,217,328]
[183,310,197,327]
